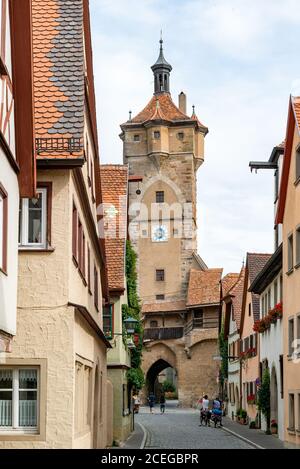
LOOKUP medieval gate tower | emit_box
[120,39,221,406]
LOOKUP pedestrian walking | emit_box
[198,394,211,426]
[133,393,141,414]
[148,392,156,413]
[160,392,166,414]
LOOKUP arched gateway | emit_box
[141,335,219,407]
[120,39,223,407]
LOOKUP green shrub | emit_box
[162,380,176,393]
[127,368,145,390]
[257,369,270,431]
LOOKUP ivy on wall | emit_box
[219,327,228,386]
[123,241,145,390]
[257,368,271,433]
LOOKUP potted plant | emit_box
[235,408,242,422]
[249,420,256,429]
[268,308,278,324]
[270,419,278,434]
[240,409,247,425]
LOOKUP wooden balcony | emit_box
[184,317,219,335]
[143,327,184,341]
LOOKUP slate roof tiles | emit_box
[32,0,84,159]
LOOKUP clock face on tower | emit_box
[152,225,168,243]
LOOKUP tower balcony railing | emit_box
[184,317,219,335]
[143,327,184,341]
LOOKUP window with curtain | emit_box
[0,368,38,430]
[19,188,47,248]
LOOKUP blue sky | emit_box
[90,0,300,274]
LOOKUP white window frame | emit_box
[0,367,39,434]
[19,188,47,249]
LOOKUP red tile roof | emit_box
[221,273,240,299]
[123,93,208,133]
[142,300,186,314]
[32,0,84,159]
[187,268,223,307]
[247,253,272,322]
[100,165,128,292]
[130,93,189,124]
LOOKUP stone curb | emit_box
[138,422,148,449]
[221,425,265,450]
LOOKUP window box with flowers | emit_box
[247,394,256,406]
[240,348,257,361]
[253,302,283,334]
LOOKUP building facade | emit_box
[240,253,271,424]
[100,164,133,445]
[0,0,111,449]
[223,270,244,420]
[276,96,300,448]
[120,40,221,406]
[250,247,284,439]
[0,0,35,353]
[249,143,285,440]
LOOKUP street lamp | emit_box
[124,317,139,334]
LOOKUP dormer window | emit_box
[154,131,160,140]
[134,134,140,142]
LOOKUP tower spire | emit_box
[151,35,172,95]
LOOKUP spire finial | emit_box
[129,110,132,121]
[151,32,172,94]
[192,105,195,115]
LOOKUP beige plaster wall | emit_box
[0,169,108,448]
[241,284,260,421]
[282,126,300,447]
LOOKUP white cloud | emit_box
[90,0,300,273]
[181,0,300,60]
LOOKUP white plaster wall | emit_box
[0,149,19,336]
[260,271,284,441]
[228,321,241,419]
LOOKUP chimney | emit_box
[178,92,187,114]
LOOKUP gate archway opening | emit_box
[146,358,177,401]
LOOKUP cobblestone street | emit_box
[135,401,254,449]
